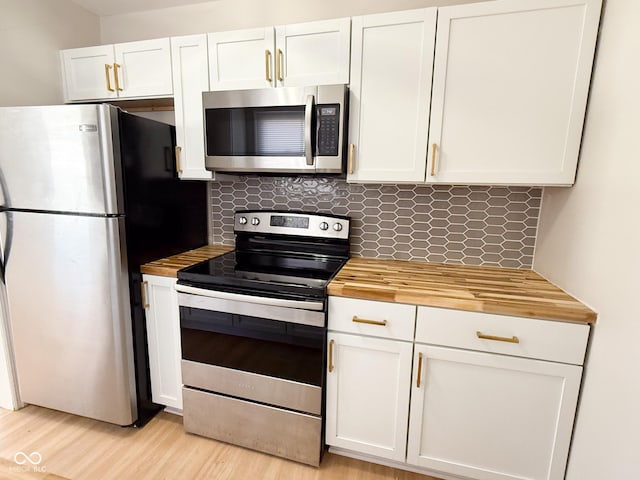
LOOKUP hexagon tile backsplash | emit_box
[210,177,542,269]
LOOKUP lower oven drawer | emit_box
[183,387,322,467]
[182,359,322,415]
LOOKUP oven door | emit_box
[177,287,326,415]
[203,84,346,174]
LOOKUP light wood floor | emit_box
[0,406,440,480]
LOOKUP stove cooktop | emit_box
[177,250,347,301]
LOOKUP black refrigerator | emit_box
[0,104,207,426]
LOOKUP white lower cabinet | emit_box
[325,332,413,461]
[407,345,582,480]
[326,297,589,480]
[142,274,182,411]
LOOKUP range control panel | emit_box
[234,211,350,240]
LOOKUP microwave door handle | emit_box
[305,94,314,166]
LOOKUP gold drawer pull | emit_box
[430,143,438,176]
[348,143,355,174]
[141,281,149,309]
[352,316,387,327]
[328,339,335,372]
[104,64,114,92]
[265,49,272,82]
[113,63,123,91]
[476,331,520,344]
[276,48,284,81]
[175,146,183,174]
[416,352,423,388]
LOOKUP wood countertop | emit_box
[140,245,233,277]
[328,257,596,324]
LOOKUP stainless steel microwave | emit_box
[203,84,347,174]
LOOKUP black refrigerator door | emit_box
[118,110,208,426]
[118,111,207,267]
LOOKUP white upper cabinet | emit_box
[61,45,118,101]
[208,28,275,91]
[171,34,212,180]
[427,0,602,185]
[275,18,351,87]
[208,18,350,91]
[61,38,173,102]
[347,9,436,183]
[113,39,173,99]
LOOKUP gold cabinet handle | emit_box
[265,50,273,82]
[113,63,123,91]
[141,281,149,309]
[348,143,355,174]
[175,146,183,174]
[476,331,520,344]
[430,143,438,176]
[276,48,284,81]
[352,315,387,327]
[104,64,114,92]
[328,339,335,373]
[416,352,423,388]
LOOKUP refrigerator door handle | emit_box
[0,165,13,282]
[1,211,13,281]
[163,146,172,173]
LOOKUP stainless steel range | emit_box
[176,210,350,466]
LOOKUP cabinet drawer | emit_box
[416,306,589,365]
[329,297,416,341]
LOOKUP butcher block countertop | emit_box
[328,257,596,324]
[140,245,233,277]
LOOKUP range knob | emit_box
[251,217,260,226]
[319,222,329,231]
[333,222,343,232]
[238,216,248,225]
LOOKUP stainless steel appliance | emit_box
[176,210,350,466]
[203,85,348,174]
[0,104,207,426]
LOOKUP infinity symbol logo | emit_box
[14,451,42,465]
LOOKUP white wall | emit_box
[0,0,100,106]
[99,0,482,43]
[533,1,640,478]
[0,0,100,409]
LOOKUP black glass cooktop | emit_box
[177,250,347,301]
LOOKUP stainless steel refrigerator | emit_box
[0,104,207,426]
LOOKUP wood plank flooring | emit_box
[0,406,439,480]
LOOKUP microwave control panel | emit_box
[316,104,340,156]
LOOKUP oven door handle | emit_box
[175,284,325,311]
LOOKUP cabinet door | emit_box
[171,34,212,180]
[325,332,413,461]
[114,38,173,98]
[208,28,275,90]
[142,275,182,411]
[61,45,117,101]
[275,18,350,87]
[407,345,582,480]
[347,9,436,183]
[427,0,602,185]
